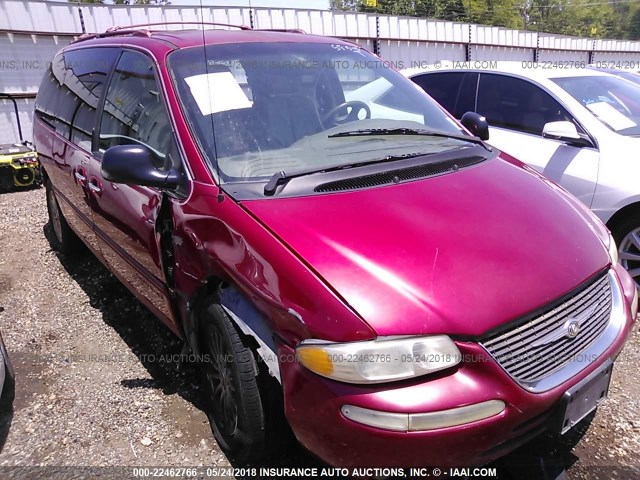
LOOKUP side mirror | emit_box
[460,112,490,141]
[102,145,180,189]
[542,121,593,148]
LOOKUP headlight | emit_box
[296,335,461,384]
[607,231,619,265]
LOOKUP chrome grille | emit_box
[481,272,612,386]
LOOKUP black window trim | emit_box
[91,46,192,199]
[92,47,122,158]
[471,72,479,113]
[457,71,479,118]
[94,47,180,160]
[475,71,599,150]
[35,46,120,151]
[68,46,120,152]
[412,71,480,119]
[412,71,463,117]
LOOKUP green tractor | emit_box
[0,93,40,192]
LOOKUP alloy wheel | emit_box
[618,227,640,285]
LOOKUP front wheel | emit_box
[612,218,640,286]
[199,302,267,463]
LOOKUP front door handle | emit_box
[88,182,102,195]
[75,171,87,185]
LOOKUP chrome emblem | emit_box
[531,305,596,348]
[566,320,580,338]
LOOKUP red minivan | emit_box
[33,25,637,467]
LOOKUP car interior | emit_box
[190,63,350,164]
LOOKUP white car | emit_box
[587,66,640,86]
[404,62,640,284]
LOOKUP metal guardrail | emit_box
[1,0,640,55]
[1,1,640,144]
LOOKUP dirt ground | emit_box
[0,187,638,479]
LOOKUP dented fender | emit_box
[168,182,375,360]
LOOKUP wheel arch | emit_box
[184,275,223,356]
[184,277,281,382]
[40,164,50,183]
[606,201,640,239]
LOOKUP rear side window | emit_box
[477,73,573,135]
[99,50,175,168]
[412,72,465,116]
[34,66,62,131]
[35,48,118,150]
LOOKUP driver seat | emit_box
[258,94,323,146]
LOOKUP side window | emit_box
[477,74,573,135]
[35,49,118,147]
[35,64,63,132]
[412,72,465,116]
[36,54,77,138]
[99,50,176,169]
[62,48,119,150]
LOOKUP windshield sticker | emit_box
[184,72,252,116]
[586,102,636,131]
[331,44,367,57]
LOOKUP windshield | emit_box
[169,42,467,183]
[616,72,640,86]
[552,75,640,136]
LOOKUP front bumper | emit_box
[280,265,636,467]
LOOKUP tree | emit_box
[356,0,520,26]
[466,0,524,28]
[415,0,467,21]
[626,5,640,39]
[359,0,417,15]
[335,0,640,39]
[527,0,620,38]
[69,0,634,39]
[330,0,360,9]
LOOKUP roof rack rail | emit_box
[72,21,251,43]
[254,28,306,34]
[74,29,151,43]
[107,22,251,32]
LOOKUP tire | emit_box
[45,179,79,255]
[611,216,640,286]
[199,302,267,464]
[0,365,14,413]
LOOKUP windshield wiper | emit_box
[328,127,490,150]
[263,130,491,196]
[263,151,428,196]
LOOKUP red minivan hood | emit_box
[242,158,609,338]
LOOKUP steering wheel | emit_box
[322,101,371,128]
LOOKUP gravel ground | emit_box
[0,187,638,479]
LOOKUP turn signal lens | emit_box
[296,347,334,376]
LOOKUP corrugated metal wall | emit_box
[1,0,640,143]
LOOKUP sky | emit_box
[163,0,330,8]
